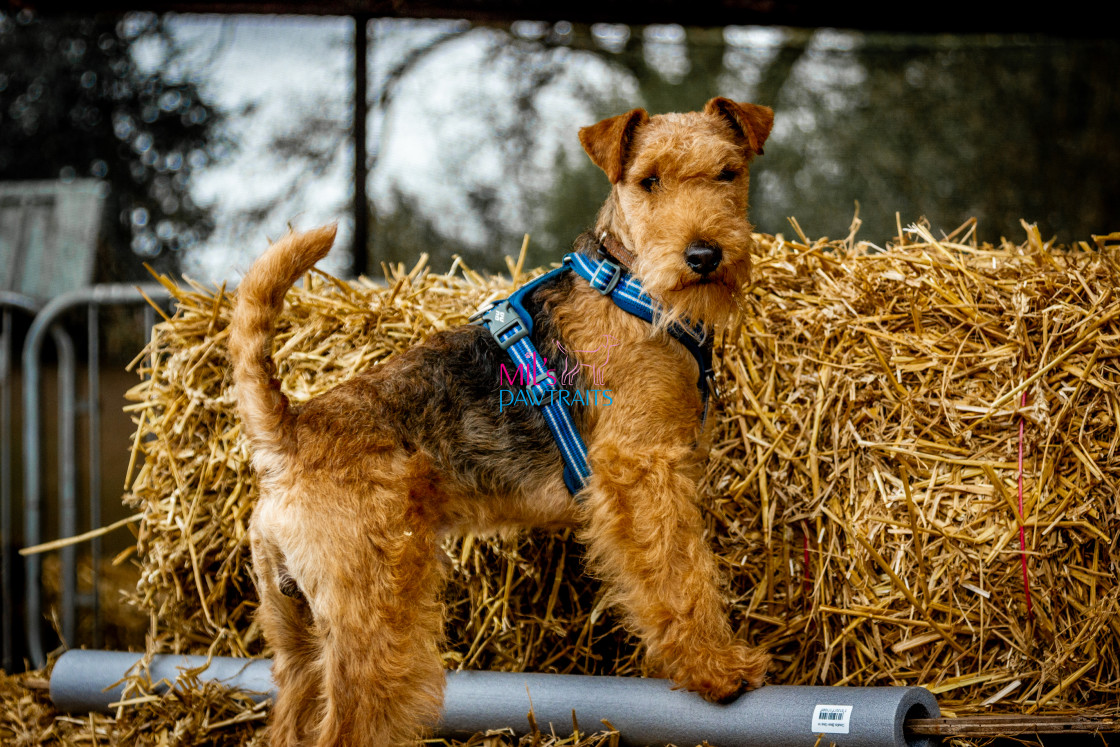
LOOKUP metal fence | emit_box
[1,284,171,672]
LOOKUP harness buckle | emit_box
[474,301,529,350]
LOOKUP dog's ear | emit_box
[704,98,773,156]
[579,108,649,183]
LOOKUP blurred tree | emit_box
[610,26,725,112]
[370,185,467,268]
[365,23,796,271]
[0,10,226,279]
[177,17,1117,278]
[749,33,1120,243]
[366,23,621,271]
[534,25,747,260]
[431,24,743,266]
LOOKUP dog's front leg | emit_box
[581,441,769,701]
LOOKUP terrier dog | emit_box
[229,97,773,746]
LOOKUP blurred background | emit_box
[3,7,1118,284]
[1,1,1118,671]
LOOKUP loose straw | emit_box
[1018,389,1034,619]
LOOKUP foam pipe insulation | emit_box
[50,650,939,747]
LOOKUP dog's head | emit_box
[579,97,772,330]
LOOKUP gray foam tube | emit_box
[49,650,274,711]
[51,650,939,747]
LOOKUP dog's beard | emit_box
[658,279,745,335]
[636,258,749,336]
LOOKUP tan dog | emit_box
[229,97,773,746]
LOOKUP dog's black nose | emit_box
[685,242,722,276]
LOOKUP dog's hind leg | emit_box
[287,484,446,747]
[251,527,323,746]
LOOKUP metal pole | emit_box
[87,303,103,649]
[352,13,370,278]
[0,307,10,672]
[50,650,940,747]
[56,327,77,648]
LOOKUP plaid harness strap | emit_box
[472,252,715,496]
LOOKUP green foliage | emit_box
[0,10,227,277]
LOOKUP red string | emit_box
[1018,390,1034,619]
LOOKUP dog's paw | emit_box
[676,644,771,703]
[737,644,770,691]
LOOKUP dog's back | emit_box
[229,229,584,508]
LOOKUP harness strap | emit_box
[472,267,591,494]
[566,252,716,409]
[472,251,717,496]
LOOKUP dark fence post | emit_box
[352,13,370,278]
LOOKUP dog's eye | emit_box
[640,175,660,192]
[716,168,737,182]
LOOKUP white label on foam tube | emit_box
[812,704,853,734]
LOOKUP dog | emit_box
[228,96,773,746]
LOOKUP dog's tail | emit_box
[229,225,337,471]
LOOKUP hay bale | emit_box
[117,219,1120,741]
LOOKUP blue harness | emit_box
[472,251,715,495]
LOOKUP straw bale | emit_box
[47,219,1120,742]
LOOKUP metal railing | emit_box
[1,291,41,673]
[12,284,171,669]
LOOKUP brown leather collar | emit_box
[598,232,638,270]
